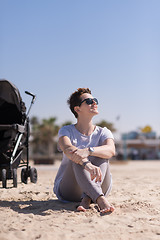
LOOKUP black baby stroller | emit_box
[0,79,38,188]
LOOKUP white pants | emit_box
[59,157,112,203]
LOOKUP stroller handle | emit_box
[25,91,36,117]
[25,91,36,99]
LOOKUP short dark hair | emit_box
[67,88,91,118]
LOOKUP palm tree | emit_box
[31,117,59,156]
[62,121,73,126]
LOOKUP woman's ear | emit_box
[74,106,80,114]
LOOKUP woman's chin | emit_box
[91,109,99,115]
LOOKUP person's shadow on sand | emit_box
[0,199,112,216]
[0,199,78,216]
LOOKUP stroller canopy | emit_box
[0,80,26,124]
[0,80,22,110]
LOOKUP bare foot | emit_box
[77,196,91,212]
[96,195,115,214]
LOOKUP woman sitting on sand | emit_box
[54,88,115,214]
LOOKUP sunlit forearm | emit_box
[91,145,115,159]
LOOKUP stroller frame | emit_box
[0,80,37,188]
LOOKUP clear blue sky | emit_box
[1,0,160,137]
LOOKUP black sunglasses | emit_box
[79,98,98,106]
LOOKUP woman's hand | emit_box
[70,148,90,165]
[85,162,102,182]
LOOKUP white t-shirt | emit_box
[53,124,114,198]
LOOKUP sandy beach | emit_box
[0,160,160,240]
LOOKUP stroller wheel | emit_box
[13,169,17,188]
[21,168,28,184]
[30,167,38,183]
[2,169,7,188]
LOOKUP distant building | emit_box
[122,131,157,140]
[116,131,160,160]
